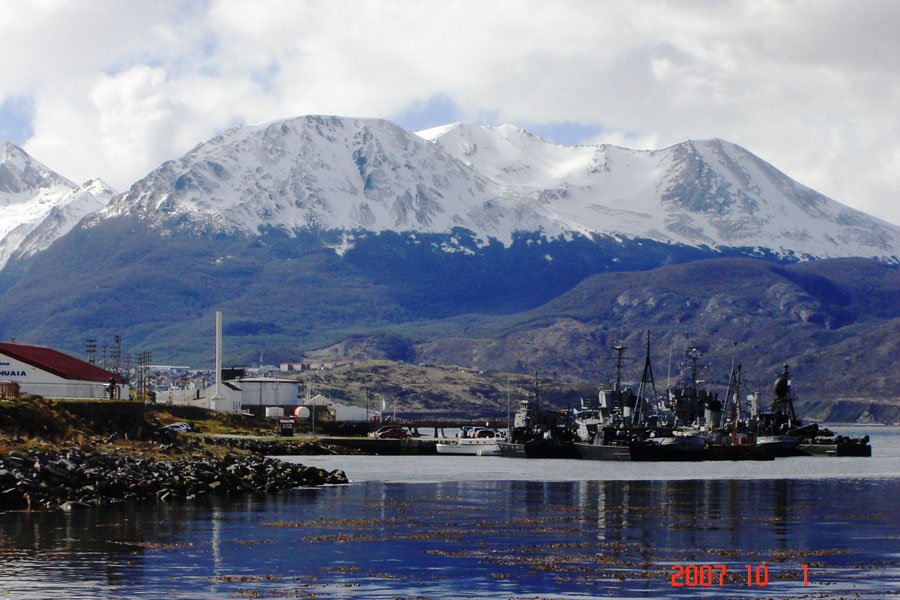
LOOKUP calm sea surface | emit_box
[1,426,898,599]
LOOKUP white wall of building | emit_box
[0,352,129,400]
[300,394,370,422]
[156,387,204,405]
[190,378,297,413]
[331,402,370,422]
[238,379,300,407]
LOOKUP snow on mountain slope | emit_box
[84,116,900,261]
[0,143,116,269]
[419,123,900,259]
[94,116,553,244]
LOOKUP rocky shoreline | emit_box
[0,447,348,512]
[205,435,438,455]
[205,436,357,455]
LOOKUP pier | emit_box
[381,417,510,438]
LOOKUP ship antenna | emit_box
[635,330,658,424]
[666,340,672,389]
[722,360,742,430]
[687,347,701,390]
[729,341,737,375]
[612,341,626,394]
[733,365,742,441]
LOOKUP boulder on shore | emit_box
[0,448,347,512]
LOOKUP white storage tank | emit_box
[239,377,300,407]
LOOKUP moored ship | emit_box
[757,364,871,457]
[503,335,871,462]
[574,334,709,462]
[497,373,579,459]
[436,427,505,456]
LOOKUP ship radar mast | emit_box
[611,341,627,416]
[685,347,702,390]
[612,341,626,394]
[771,364,798,422]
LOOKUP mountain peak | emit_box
[0,146,115,270]
[0,142,74,196]
[95,115,519,240]
[76,115,900,261]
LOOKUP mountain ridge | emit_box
[4,116,899,268]
[57,115,900,263]
[0,142,116,270]
[422,123,900,259]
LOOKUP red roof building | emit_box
[0,342,128,399]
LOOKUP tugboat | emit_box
[754,364,803,456]
[703,363,776,461]
[573,341,637,460]
[497,373,579,459]
[758,364,871,457]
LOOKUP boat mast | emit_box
[666,341,673,389]
[611,341,626,415]
[506,375,511,438]
[687,348,701,390]
[722,363,743,436]
[732,365,741,443]
[635,330,658,425]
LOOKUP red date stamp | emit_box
[670,564,809,587]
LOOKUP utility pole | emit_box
[309,382,315,438]
[85,339,97,365]
[112,335,121,375]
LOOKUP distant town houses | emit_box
[0,340,372,419]
[279,360,355,372]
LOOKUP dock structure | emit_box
[321,437,439,455]
[385,417,510,439]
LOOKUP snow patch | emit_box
[12,117,898,264]
[0,145,115,269]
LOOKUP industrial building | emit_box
[157,373,301,414]
[154,311,369,420]
[0,342,129,400]
[216,377,301,415]
[159,374,375,423]
[296,394,371,422]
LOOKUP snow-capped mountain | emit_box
[94,116,521,239]
[86,115,900,261]
[0,142,116,269]
[419,123,900,260]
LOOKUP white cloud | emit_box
[1,0,898,225]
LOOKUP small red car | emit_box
[369,425,410,439]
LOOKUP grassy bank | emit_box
[0,396,272,455]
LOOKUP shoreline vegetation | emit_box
[0,397,349,512]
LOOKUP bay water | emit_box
[1,426,898,599]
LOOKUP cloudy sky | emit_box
[2,0,898,225]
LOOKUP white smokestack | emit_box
[212,310,223,402]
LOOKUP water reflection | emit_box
[1,477,899,598]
